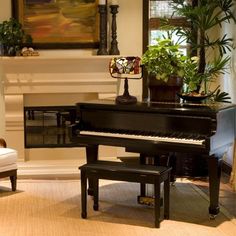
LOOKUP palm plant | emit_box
[170,0,236,94]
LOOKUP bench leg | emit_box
[164,174,170,219]
[86,145,98,196]
[139,154,146,197]
[81,170,87,219]
[154,180,161,228]
[93,178,99,211]
[10,174,17,191]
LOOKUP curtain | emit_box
[230,141,236,191]
[222,17,236,190]
[229,48,236,191]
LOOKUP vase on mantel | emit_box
[148,76,183,102]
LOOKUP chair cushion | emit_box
[0,148,18,166]
[0,163,17,172]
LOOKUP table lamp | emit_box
[109,56,143,104]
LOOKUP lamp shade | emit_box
[109,56,142,79]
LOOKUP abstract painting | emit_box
[12,0,99,49]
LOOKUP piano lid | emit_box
[77,99,236,117]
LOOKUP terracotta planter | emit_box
[148,76,183,102]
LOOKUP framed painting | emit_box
[12,0,99,49]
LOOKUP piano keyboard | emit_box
[80,130,204,145]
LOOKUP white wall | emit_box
[222,10,236,166]
[0,0,11,135]
[0,0,11,22]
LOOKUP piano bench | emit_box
[79,161,172,228]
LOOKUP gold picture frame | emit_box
[12,0,99,49]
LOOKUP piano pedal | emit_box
[137,196,163,207]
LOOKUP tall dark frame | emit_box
[11,0,99,49]
[142,0,149,100]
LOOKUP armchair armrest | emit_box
[0,138,7,148]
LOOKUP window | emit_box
[145,0,190,48]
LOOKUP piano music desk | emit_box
[79,161,172,228]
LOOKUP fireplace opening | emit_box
[24,106,81,148]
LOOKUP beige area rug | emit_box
[0,178,235,236]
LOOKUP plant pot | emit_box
[176,93,209,103]
[0,44,18,56]
[148,76,183,102]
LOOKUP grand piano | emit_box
[69,99,236,217]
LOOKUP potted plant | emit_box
[142,36,186,102]
[170,0,236,101]
[0,18,32,56]
[179,55,231,101]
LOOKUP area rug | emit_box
[0,178,235,236]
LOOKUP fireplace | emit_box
[1,54,118,161]
[24,106,79,148]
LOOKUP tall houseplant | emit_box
[0,18,32,56]
[170,0,236,97]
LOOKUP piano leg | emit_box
[139,154,160,197]
[139,154,146,197]
[207,154,222,217]
[86,144,99,196]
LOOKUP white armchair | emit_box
[0,138,17,191]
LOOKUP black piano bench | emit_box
[79,161,172,228]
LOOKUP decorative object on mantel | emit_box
[12,0,99,49]
[109,0,120,55]
[0,18,32,56]
[21,47,39,57]
[97,0,108,55]
[109,56,142,104]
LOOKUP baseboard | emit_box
[16,156,120,178]
[222,161,232,176]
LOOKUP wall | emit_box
[0,0,11,135]
[222,13,236,166]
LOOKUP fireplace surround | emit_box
[0,53,117,161]
[24,106,78,148]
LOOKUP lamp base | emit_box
[115,94,137,104]
[115,78,137,104]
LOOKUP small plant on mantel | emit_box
[0,18,32,56]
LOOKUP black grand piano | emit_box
[69,99,236,217]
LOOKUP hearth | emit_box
[24,106,79,148]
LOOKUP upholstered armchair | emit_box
[0,138,17,191]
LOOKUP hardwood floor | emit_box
[190,173,236,217]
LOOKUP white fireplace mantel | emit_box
[0,54,118,161]
[1,55,117,94]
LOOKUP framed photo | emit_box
[12,0,99,49]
